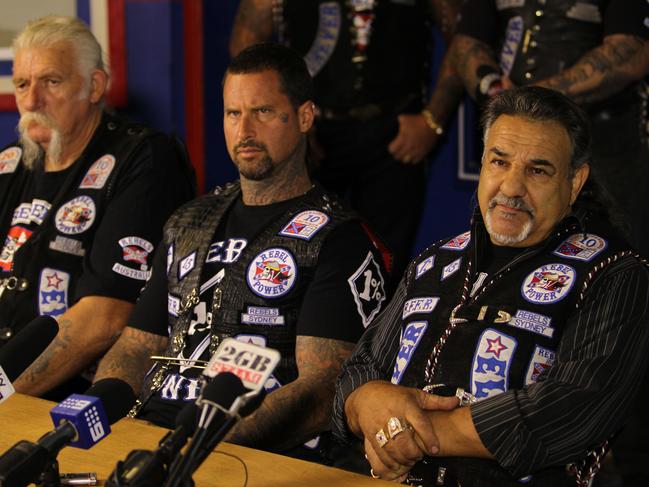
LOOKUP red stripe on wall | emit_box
[0,95,15,111]
[182,0,205,192]
[107,0,127,107]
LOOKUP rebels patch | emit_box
[522,263,576,304]
[440,231,470,251]
[39,268,70,317]
[525,346,556,385]
[278,210,330,241]
[49,236,85,257]
[55,196,96,235]
[12,199,51,226]
[348,251,386,327]
[500,16,523,75]
[247,248,297,298]
[415,255,435,279]
[112,236,154,281]
[508,310,554,338]
[402,297,439,319]
[391,321,427,385]
[0,147,21,174]
[79,154,115,189]
[241,306,286,326]
[471,329,517,400]
[442,257,462,281]
[553,233,607,262]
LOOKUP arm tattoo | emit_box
[95,327,168,394]
[537,35,649,104]
[226,337,356,451]
[430,0,464,44]
[450,35,500,95]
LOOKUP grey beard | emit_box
[19,128,63,170]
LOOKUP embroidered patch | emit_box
[199,269,225,294]
[12,199,51,226]
[235,334,268,348]
[278,210,330,241]
[348,251,386,327]
[470,272,488,297]
[402,297,439,319]
[167,244,174,275]
[38,268,70,317]
[112,236,154,281]
[440,231,471,251]
[566,3,602,23]
[0,146,21,174]
[247,248,297,298]
[507,310,554,338]
[49,236,85,257]
[415,255,435,279]
[500,15,523,75]
[79,154,115,189]
[471,329,517,400]
[442,257,462,281]
[522,263,576,304]
[241,306,286,326]
[391,321,427,385]
[496,0,524,8]
[0,226,32,271]
[54,196,96,235]
[178,251,197,281]
[304,3,341,76]
[525,346,555,385]
[168,294,180,317]
[206,238,247,263]
[112,263,151,281]
[264,373,282,393]
[553,233,607,262]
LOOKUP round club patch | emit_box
[247,248,297,298]
[521,263,576,304]
[0,146,22,174]
[55,196,96,235]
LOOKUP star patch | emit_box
[471,329,517,400]
[39,268,70,317]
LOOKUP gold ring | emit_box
[375,428,389,447]
[387,417,408,439]
[370,468,381,479]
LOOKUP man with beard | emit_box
[332,87,649,486]
[92,43,390,462]
[0,16,194,398]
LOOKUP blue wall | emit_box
[0,0,477,259]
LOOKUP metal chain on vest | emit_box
[568,440,609,487]
[422,260,473,388]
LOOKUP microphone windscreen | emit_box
[175,402,199,437]
[201,372,247,409]
[0,315,59,382]
[85,378,136,424]
[240,388,266,418]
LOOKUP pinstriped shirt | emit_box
[332,229,649,477]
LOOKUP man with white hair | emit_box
[0,16,194,398]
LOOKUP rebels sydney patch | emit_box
[522,263,576,304]
[0,147,21,174]
[55,196,96,235]
[553,233,607,262]
[507,309,555,338]
[525,346,556,385]
[278,210,330,241]
[241,306,286,326]
[391,321,427,385]
[442,257,462,281]
[415,255,435,279]
[348,251,386,327]
[440,231,470,251]
[247,248,297,298]
[402,297,439,319]
[49,236,85,257]
[79,154,115,189]
[471,329,517,400]
[39,268,70,317]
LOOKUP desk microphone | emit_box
[0,388,131,487]
[164,338,280,487]
[0,315,59,403]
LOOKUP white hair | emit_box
[12,15,107,83]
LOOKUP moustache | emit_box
[234,139,266,152]
[18,112,58,132]
[488,194,535,217]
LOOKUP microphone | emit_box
[106,403,198,487]
[85,378,137,424]
[0,316,59,403]
[164,338,280,486]
[0,389,128,486]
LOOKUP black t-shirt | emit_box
[132,192,388,427]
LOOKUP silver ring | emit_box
[375,428,389,447]
[370,468,381,479]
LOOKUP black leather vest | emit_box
[132,182,356,414]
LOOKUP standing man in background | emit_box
[0,16,194,399]
[230,0,466,281]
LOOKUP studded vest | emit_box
[131,182,356,415]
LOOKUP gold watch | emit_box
[421,109,444,135]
